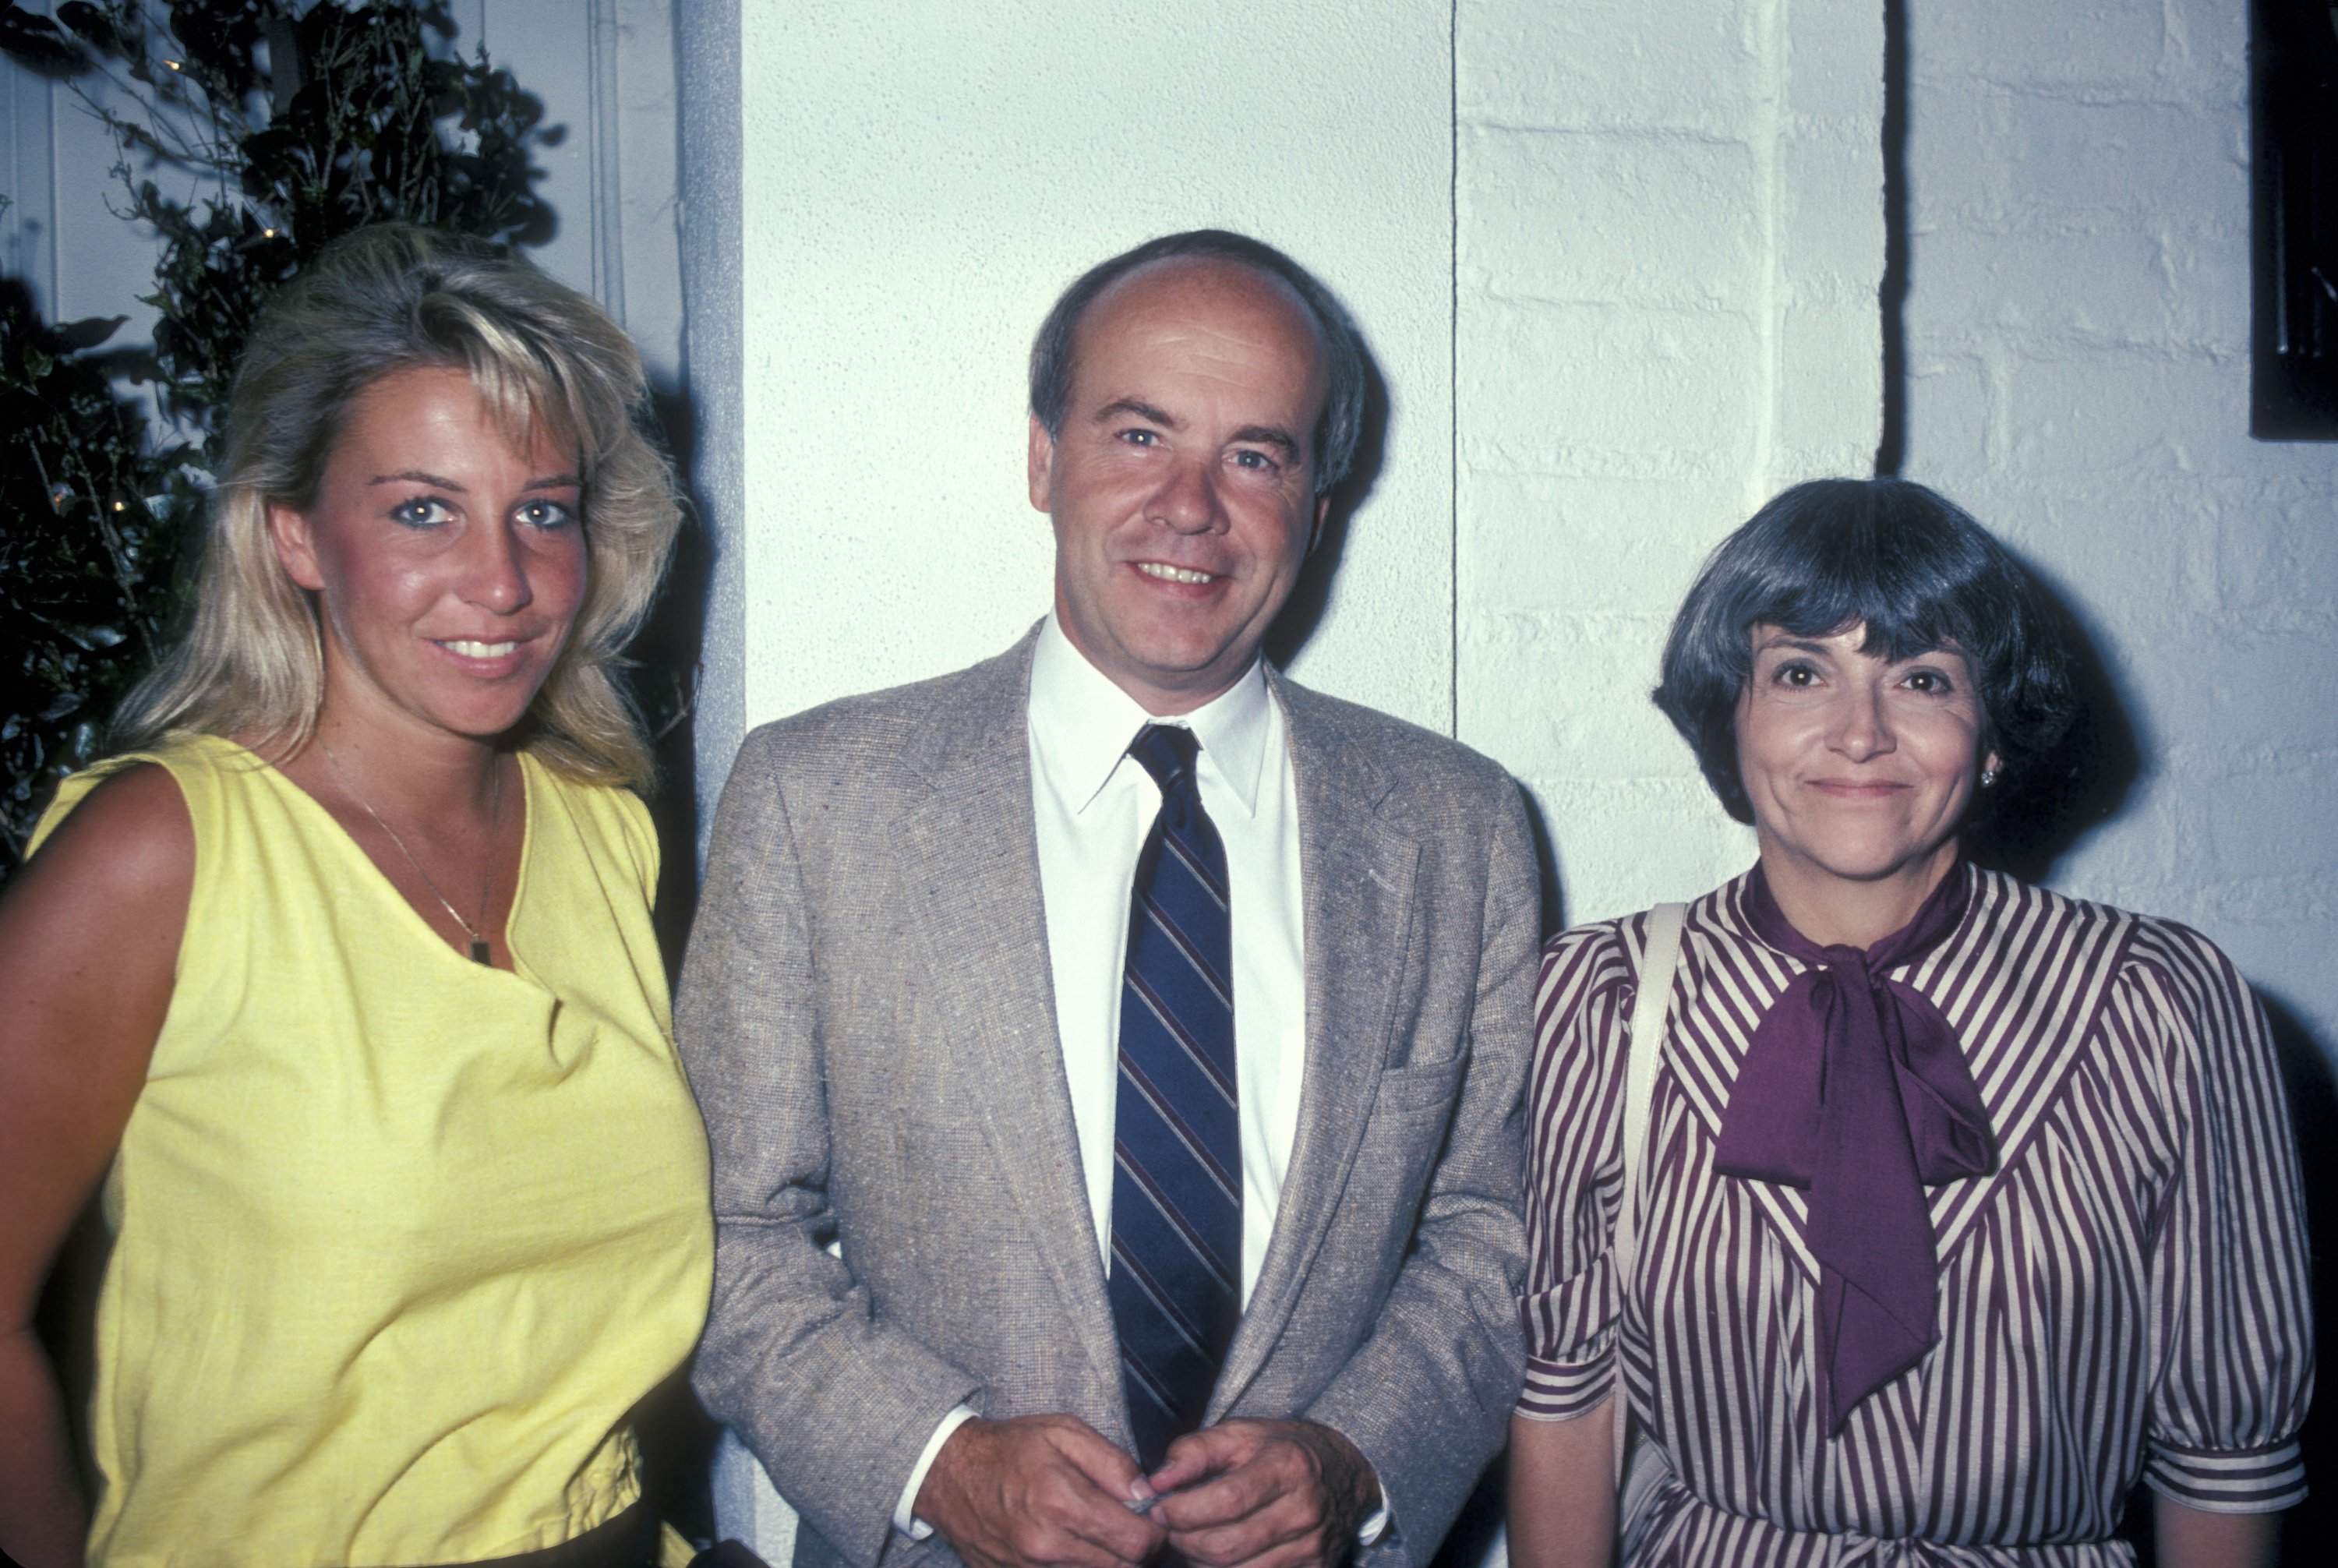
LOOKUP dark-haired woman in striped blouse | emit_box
[1506,479,2311,1567]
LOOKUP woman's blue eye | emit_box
[517,500,575,529]
[390,498,451,528]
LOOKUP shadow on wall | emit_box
[636,379,715,976]
[628,376,726,1542]
[1263,331,1391,673]
[1519,789,1567,941]
[1964,560,2146,886]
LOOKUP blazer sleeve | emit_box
[677,726,984,1568]
[1301,777,1537,1563]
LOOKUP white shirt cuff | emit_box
[894,1404,980,1538]
[1356,1478,1392,1546]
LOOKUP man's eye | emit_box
[390,498,452,528]
[1117,429,1160,447]
[1232,450,1279,471]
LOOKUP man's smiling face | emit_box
[1029,256,1330,715]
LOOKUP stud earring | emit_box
[1980,766,2001,789]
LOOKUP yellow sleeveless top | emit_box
[33,733,713,1567]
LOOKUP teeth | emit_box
[1137,562,1215,584]
[442,640,520,659]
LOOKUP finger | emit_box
[1047,1417,1154,1506]
[1035,1468,1168,1566]
[1149,1422,1255,1494]
[1168,1496,1316,1568]
[1156,1456,1303,1534]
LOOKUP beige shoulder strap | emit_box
[1616,902,1687,1274]
[1611,901,1687,1488]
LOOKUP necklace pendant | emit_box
[470,939,493,966]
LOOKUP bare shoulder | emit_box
[7,763,194,982]
[19,762,195,905]
[2,764,189,1333]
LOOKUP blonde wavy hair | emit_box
[113,223,683,789]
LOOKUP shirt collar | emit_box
[1029,613,1273,818]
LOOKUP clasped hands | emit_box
[916,1413,1378,1568]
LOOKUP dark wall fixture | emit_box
[2253,0,2338,438]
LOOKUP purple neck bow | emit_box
[1712,863,1997,1435]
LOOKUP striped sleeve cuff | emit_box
[2142,1436,2308,1513]
[1514,1351,1615,1422]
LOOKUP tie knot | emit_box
[1817,944,1877,980]
[1130,723,1202,796]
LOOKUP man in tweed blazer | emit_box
[680,232,1535,1568]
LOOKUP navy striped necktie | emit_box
[1108,723,1241,1470]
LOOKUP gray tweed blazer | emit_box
[677,627,1535,1568]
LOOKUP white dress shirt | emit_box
[1027,614,1311,1299]
[895,615,1333,1534]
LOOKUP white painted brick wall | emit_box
[1456,0,1884,927]
[1903,0,2338,1061]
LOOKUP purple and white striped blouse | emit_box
[1519,866,2313,1563]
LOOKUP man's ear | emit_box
[267,501,327,592]
[1026,415,1056,514]
[1307,493,1330,555]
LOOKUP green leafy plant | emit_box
[0,0,557,876]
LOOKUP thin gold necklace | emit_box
[317,737,503,965]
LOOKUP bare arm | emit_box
[0,766,189,1566]
[1505,1409,1616,1568]
[2153,1497,2280,1568]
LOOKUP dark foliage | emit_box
[0,272,191,862]
[0,1,555,877]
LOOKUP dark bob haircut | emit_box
[1655,478,2077,825]
[1028,229,1368,497]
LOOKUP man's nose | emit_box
[1148,455,1224,533]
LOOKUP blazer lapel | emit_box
[895,631,1125,1416]
[1212,673,1420,1414]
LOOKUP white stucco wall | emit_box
[727,0,1460,751]
[1902,0,2338,1063]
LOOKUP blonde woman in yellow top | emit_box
[0,225,712,1568]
